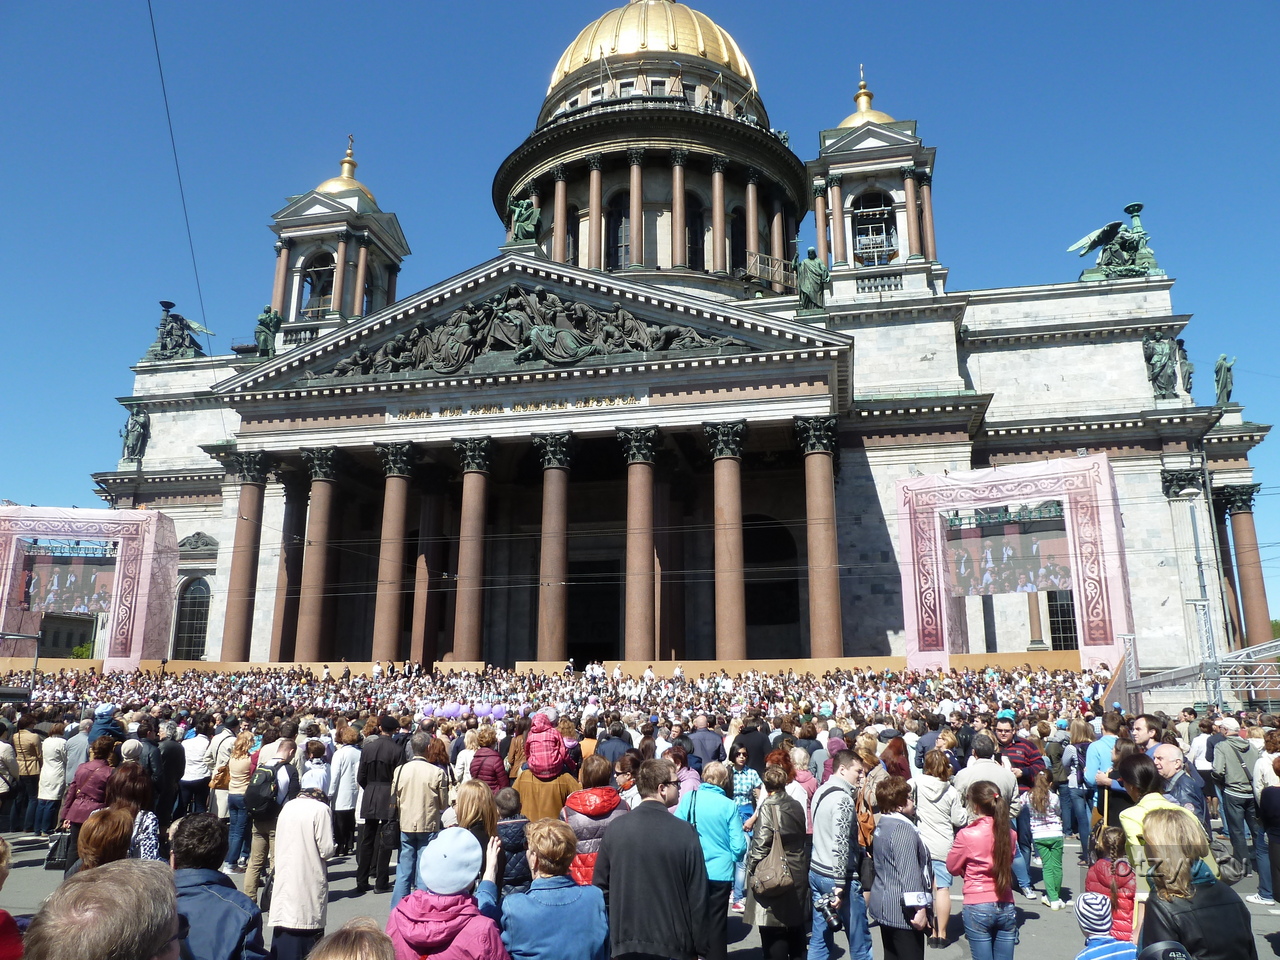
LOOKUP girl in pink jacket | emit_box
[945,781,1021,960]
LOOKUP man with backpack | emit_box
[1212,717,1270,904]
[243,737,299,904]
[1044,719,1077,838]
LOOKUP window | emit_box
[566,97,579,109]
[606,193,630,269]
[650,79,666,97]
[589,87,603,103]
[852,191,897,267]
[301,254,335,317]
[173,578,211,660]
[618,79,635,97]
[729,206,747,271]
[686,194,705,272]
[1048,591,1079,651]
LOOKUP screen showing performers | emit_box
[944,508,1072,598]
[20,554,115,616]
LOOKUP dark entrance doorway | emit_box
[567,559,622,664]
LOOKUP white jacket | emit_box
[911,774,966,861]
[270,795,335,931]
[37,737,67,801]
[329,744,361,811]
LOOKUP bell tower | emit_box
[268,139,411,351]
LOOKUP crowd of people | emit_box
[0,660,1272,960]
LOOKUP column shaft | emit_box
[624,461,656,661]
[452,470,488,662]
[813,190,829,265]
[919,178,938,261]
[670,161,687,268]
[352,241,369,317]
[629,156,644,266]
[552,176,569,263]
[410,490,446,667]
[804,451,843,658]
[745,179,759,257]
[270,244,289,314]
[713,457,747,660]
[829,177,848,265]
[711,162,727,274]
[1215,510,1244,649]
[770,197,785,293]
[537,467,570,662]
[1231,508,1272,647]
[902,172,922,257]
[294,478,337,662]
[268,481,307,662]
[221,482,265,662]
[386,266,398,305]
[371,474,411,662]
[331,235,348,316]
[588,161,603,270]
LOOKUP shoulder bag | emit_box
[749,801,794,896]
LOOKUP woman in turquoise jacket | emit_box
[675,761,747,960]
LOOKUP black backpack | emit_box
[244,765,280,818]
[1044,740,1069,785]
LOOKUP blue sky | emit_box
[3,2,1279,618]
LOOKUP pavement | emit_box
[2,832,1277,958]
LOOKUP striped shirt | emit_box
[1075,936,1137,960]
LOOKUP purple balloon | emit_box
[443,701,460,718]
[491,705,507,719]
[476,702,492,716]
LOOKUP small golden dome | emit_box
[316,138,376,204]
[549,0,756,93]
[838,80,895,128]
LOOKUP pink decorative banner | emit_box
[896,455,1131,671]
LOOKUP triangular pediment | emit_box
[214,253,851,398]
[820,122,921,157]
[273,191,355,221]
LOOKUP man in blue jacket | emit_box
[172,813,267,960]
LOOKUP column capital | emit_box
[710,156,729,174]
[452,436,494,474]
[336,229,352,245]
[526,180,542,199]
[900,165,918,180]
[586,153,604,171]
[229,451,272,485]
[916,171,933,187]
[617,426,661,464]
[794,416,839,455]
[825,173,843,190]
[375,441,415,478]
[812,182,827,200]
[301,447,341,482]
[1161,469,1204,500]
[357,233,373,248]
[532,432,573,470]
[1217,483,1262,514]
[704,421,748,460]
[670,148,690,167]
[388,263,401,276]
[626,148,645,166]
[551,163,568,182]
[274,237,294,254]
[746,167,761,185]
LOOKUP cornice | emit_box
[960,315,1191,347]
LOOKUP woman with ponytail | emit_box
[946,780,1019,960]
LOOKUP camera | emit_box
[815,894,842,932]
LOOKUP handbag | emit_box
[45,830,73,871]
[260,869,275,912]
[210,764,231,792]
[749,803,794,896]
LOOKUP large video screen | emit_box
[944,511,1072,597]
[20,552,116,616]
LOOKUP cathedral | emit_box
[91,0,1270,681]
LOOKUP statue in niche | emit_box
[1175,338,1193,395]
[507,196,541,242]
[1068,203,1163,281]
[121,405,150,460]
[144,300,213,361]
[1215,354,1236,406]
[254,306,283,358]
[1143,331,1178,399]
[793,246,830,311]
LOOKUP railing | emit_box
[746,251,796,290]
[282,328,319,346]
[856,272,903,293]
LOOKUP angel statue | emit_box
[1068,203,1163,281]
[144,300,213,361]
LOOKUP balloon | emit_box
[491,705,507,719]
[475,702,492,717]
[442,701,460,718]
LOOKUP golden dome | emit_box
[549,0,756,93]
[838,80,895,128]
[316,139,376,204]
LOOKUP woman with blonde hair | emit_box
[450,778,499,850]
[454,728,480,785]
[329,724,362,857]
[223,729,255,871]
[1140,806,1256,960]
[310,917,395,960]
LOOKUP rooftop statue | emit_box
[120,404,150,461]
[507,195,541,243]
[1215,354,1236,406]
[793,246,830,311]
[1068,203,1164,281]
[143,300,213,361]
[1143,331,1178,400]
[254,306,283,358]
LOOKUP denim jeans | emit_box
[34,798,60,835]
[179,778,209,816]
[18,776,38,832]
[1015,801,1033,869]
[807,873,872,960]
[732,804,753,902]
[1012,847,1032,892]
[225,794,249,866]
[392,831,437,908]
[1221,792,1270,899]
[963,902,1019,960]
[1066,786,1092,842]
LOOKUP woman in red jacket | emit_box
[470,726,510,795]
[58,735,115,860]
[560,754,629,884]
[945,780,1020,960]
[1084,825,1135,942]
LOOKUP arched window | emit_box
[686,194,705,272]
[606,193,630,269]
[173,578,210,660]
[729,206,747,272]
[302,253,335,317]
[852,191,897,266]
